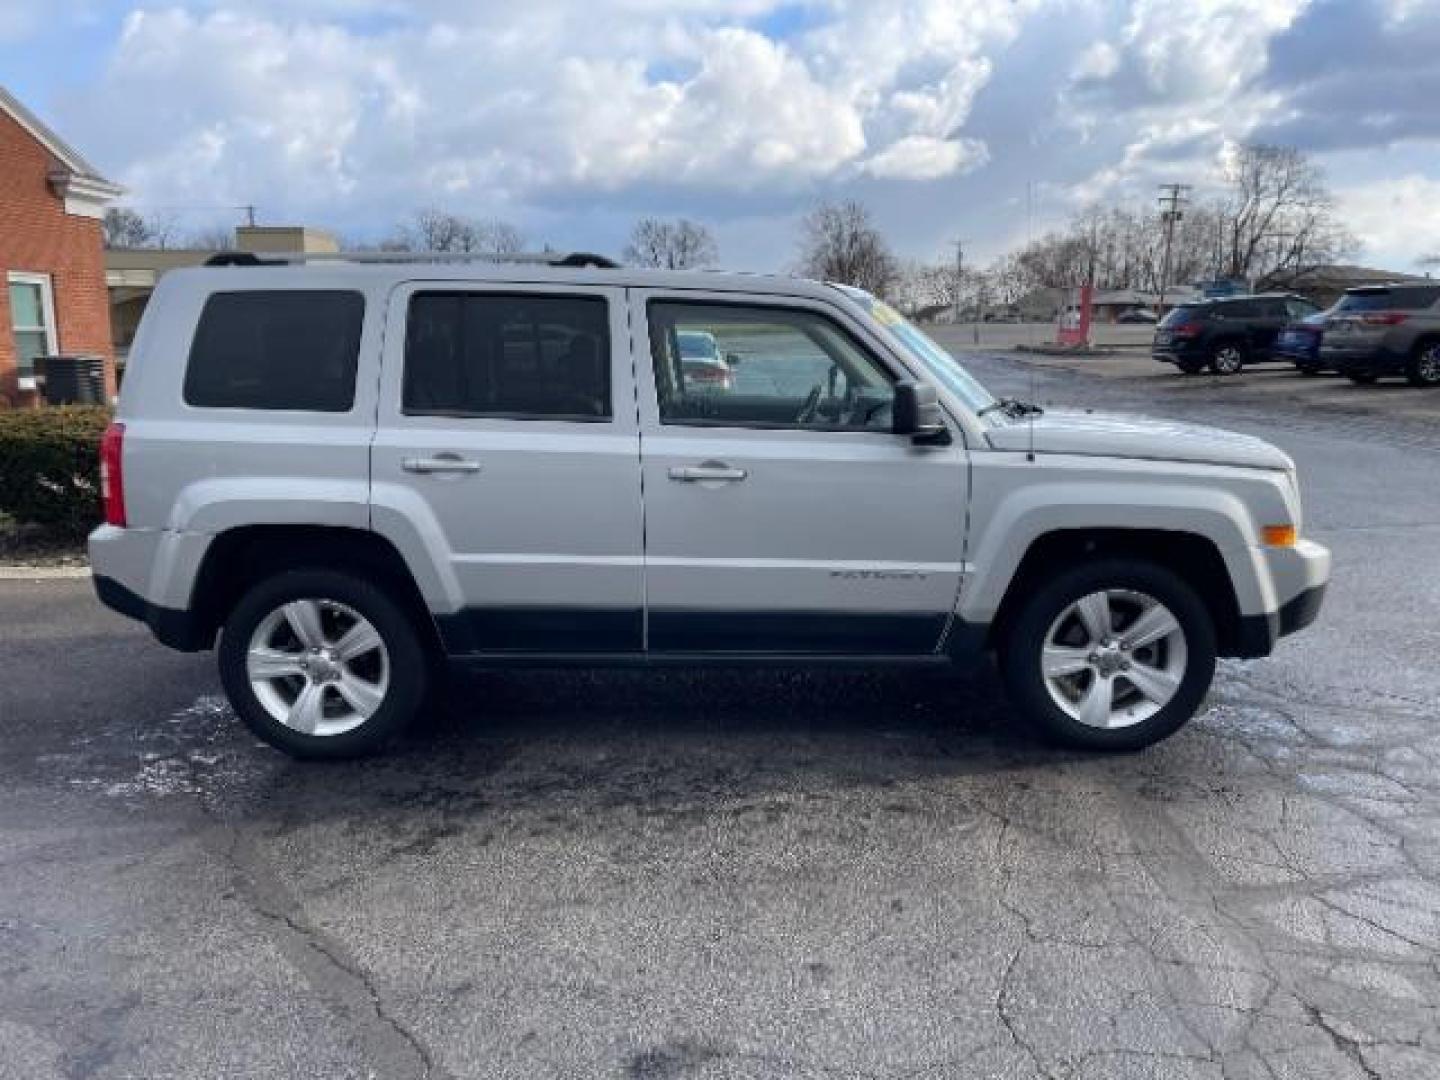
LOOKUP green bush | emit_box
[0,406,113,541]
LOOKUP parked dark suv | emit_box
[1154,294,1322,375]
[1320,284,1440,387]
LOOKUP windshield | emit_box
[837,287,996,414]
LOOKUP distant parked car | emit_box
[1153,294,1322,375]
[1273,310,1331,375]
[1117,307,1158,324]
[677,329,735,393]
[1319,284,1440,387]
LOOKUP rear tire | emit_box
[1209,343,1245,375]
[998,560,1217,752]
[218,569,430,759]
[1406,342,1440,387]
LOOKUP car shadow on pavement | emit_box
[190,664,1105,839]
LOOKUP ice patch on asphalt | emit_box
[69,693,256,800]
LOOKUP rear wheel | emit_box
[1347,372,1379,385]
[998,560,1217,752]
[1407,342,1440,387]
[1209,343,1245,375]
[218,569,430,759]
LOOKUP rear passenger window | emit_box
[403,293,610,420]
[185,291,364,411]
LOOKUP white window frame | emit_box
[7,271,59,392]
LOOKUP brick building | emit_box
[0,86,122,406]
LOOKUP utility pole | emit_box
[240,204,257,228]
[951,239,965,326]
[1156,183,1190,313]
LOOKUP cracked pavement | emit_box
[1,352,1437,1079]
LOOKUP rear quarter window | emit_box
[184,290,365,411]
[1336,286,1440,312]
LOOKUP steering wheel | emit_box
[796,383,824,425]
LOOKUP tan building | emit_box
[107,226,340,359]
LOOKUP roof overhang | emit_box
[49,169,125,219]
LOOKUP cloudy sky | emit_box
[3,0,1437,271]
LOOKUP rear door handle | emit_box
[403,455,482,475]
[669,464,747,482]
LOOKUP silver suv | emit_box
[1320,283,1440,386]
[90,253,1330,758]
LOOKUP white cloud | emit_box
[1335,174,1440,267]
[68,0,1035,222]
[863,135,988,181]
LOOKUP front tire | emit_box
[218,569,430,759]
[1406,342,1440,387]
[998,560,1217,752]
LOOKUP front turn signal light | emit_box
[1262,525,1297,547]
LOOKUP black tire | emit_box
[1175,358,1206,375]
[1406,342,1440,387]
[1208,342,1245,375]
[997,560,1218,752]
[1295,361,1322,376]
[218,569,430,759]
[1347,372,1379,385]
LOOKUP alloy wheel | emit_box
[1212,347,1243,375]
[246,598,390,737]
[1040,589,1189,730]
[1416,346,1440,386]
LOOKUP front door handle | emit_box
[403,454,482,475]
[669,463,747,482]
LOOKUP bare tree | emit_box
[623,218,719,270]
[795,200,898,297]
[1218,143,1349,279]
[187,225,236,250]
[385,209,526,254]
[103,208,154,249]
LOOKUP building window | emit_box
[7,272,58,391]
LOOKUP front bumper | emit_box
[1232,538,1331,658]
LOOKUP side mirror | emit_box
[724,352,742,366]
[893,380,949,443]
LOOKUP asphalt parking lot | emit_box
[2,352,1438,1079]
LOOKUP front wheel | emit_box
[1407,342,1440,387]
[218,569,430,759]
[998,561,1217,752]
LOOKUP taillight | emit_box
[1361,311,1408,326]
[1170,322,1202,338]
[99,421,126,527]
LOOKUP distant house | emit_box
[0,86,122,406]
[1257,264,1430,308]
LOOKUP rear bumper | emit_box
[93,574,211,651]
[1321,345,1408,376]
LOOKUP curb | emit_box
[0,565,91,581]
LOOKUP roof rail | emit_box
[202,250,620,269]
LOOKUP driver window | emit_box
[648,301,895,431]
